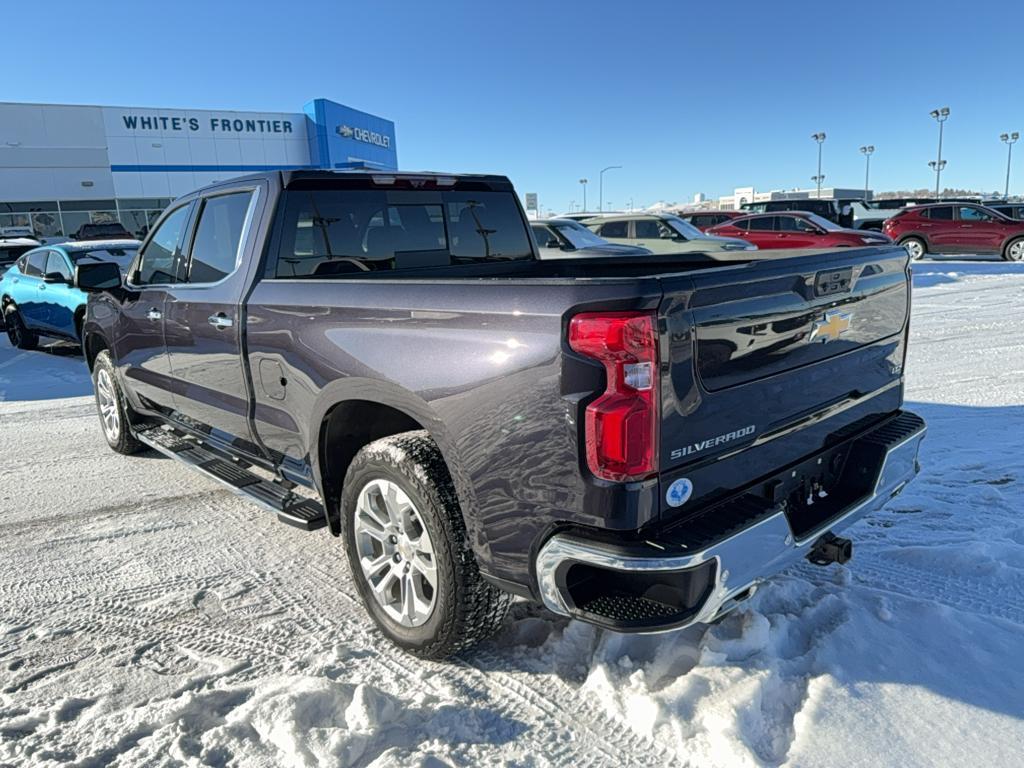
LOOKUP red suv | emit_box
[883,203,1024,261]
[707,211,891,249]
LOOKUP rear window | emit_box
[273,189,532,277]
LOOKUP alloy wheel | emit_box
[903,240,924,260]
[353,478,438,627]
[95,368,121,442]
[1008,240,1024,262]
[6,316,19,346]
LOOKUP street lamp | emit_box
[1000,132,1019,199]
[599,165,622,212]
[811,132,826,198]
[929,107,950,197]
[579,178,589,212]
[859,145,875,199]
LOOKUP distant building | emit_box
[0,98,397,239]
[717,186,873,210]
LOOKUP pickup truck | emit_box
[74,170,926,659]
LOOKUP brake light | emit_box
[568,312,659,482]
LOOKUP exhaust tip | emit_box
[807,532,853,566]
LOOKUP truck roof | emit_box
[201,169,516,192]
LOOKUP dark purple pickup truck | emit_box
[75,170,925,658]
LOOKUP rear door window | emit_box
[186,191,254,283]
[747,216,775,231]
[923,206,953,220]
[597,221,628,239]
[24,250,47,277]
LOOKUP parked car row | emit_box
[883,202,1024,261]
[1,239,140,346]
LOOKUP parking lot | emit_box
[0,259,1021,767]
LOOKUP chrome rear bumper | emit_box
[536,411,926,632]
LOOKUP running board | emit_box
[135,425,327,531]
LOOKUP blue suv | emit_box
[1,241,139,350]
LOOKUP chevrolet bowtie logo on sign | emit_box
[811,309,852,343]
[336,124,355,138]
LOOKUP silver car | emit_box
[585,213,756,258]
[531,218,652,259]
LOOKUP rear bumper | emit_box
[535,410,926,632]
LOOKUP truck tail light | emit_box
[568,312,659,482]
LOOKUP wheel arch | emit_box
[82,328,110,371]
[310,386,486,562]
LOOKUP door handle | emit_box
[208,313,233,329]
[147,309,162,321]
[39,285,46,291]
[961,225,973,228]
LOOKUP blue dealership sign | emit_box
[304,98,398,171]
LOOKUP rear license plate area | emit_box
[764,440,881,539]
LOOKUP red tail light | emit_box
[568,312,659,482]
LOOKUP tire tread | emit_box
[342,430,512,659]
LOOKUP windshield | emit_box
[552,220,609,248]
[70,247,138,270]
[802,212,843,231]
[665,215,706,239]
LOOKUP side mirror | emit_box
[43,272,70,284]
[74,261,122,293]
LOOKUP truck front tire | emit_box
[92,350,144,455]
[340,431,511,659]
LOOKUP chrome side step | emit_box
[135,425,327,531]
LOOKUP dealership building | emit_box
[0,98,397,239]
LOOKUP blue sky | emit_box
[5,1,1023,211]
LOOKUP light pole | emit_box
[579,178,588,212]
[811,132,826,198]
[1000,132,1019,199]
[859,145,875,199]
[599,165,622,212]
[929,107,950,197]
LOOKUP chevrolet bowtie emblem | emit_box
[337,124,354,138]
[811,309,852,343]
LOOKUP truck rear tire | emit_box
[340,430,512,659]
[92,350,144,455]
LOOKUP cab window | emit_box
[45,251,72,280]
[135,204,192,285]
[958,206,994,222]
[634,220,662,239]
[24,250,47,277]
[747,216,775,231]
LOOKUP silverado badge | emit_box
[811,309,852,343]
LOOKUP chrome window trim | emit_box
[126,186,260,291]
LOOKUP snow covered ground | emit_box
[1,259,1022,767]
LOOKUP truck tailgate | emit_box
[658,245,910,478]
